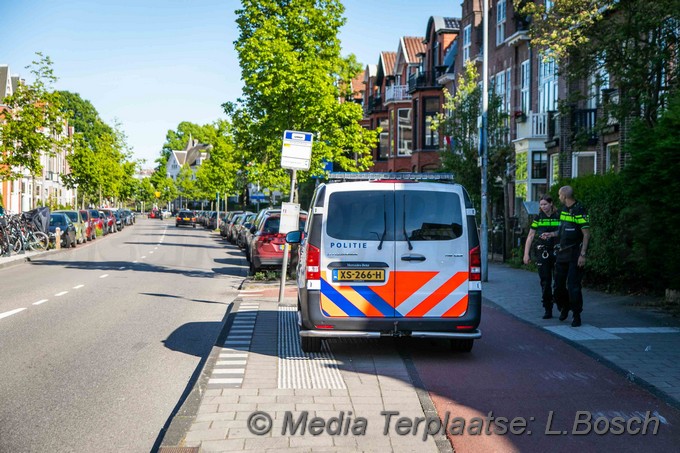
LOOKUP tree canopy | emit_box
[226,0,378,195]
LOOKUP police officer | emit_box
[523,195,560,319]
[549,186,590,327]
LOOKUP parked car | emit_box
[207,211,219,230]
[87,209,106,236]
[48,213,77,248]
[176,210,197,228]
[285,172,481,353]
[236,212,256,250]
[55,210,88,244]
[249,211,307,276]
[220,211,243,238]
[79,210,97,241]
[101,209,122,232]
[99,210,116,233]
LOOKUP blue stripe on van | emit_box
[321,279,367,317]
[352,286,397,317]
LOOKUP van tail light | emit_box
[469,246,481,281]
[306,244,321,281]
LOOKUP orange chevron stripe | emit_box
[394,271,438,307]
[405,272,468,317]
[367,271,396,306]
[442,294,469,317]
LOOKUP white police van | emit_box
[285,173,482,353]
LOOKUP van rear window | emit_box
[327,191,395,241]
[398,191,463,241]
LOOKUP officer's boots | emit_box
[559,307,570,321]
[542,308,553,319]
[571,313,582,327]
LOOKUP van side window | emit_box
[398,191,464,241]
[326,191,395,241]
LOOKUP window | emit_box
[539,56,558,113]
[549,153,559,187]
[532,184,548,201]
[378,118,389,159]
[423,97,440,148]
[532,151,547,179]
[463,25,471,62]
[520,60,530,113]
[572,152,597,177]
[397,191,463,241]
[327,191,395,241]
[397,108,412,156]
[496,0,507,46]
[606,142,620,173]
[515,151,528,199]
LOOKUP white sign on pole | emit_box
[279,202,300,235]
[281,130,313,170]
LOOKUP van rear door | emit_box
[393,184,470,318]
[320,183,397,318]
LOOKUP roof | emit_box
[425,16,462,43]
[376,51,396,81]
[365,64,377,79]
[401,36,426,65]
[171,136,212,168]
[350,69,365,96]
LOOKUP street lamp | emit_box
[480,0,490,282]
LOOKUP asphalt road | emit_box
[0,218,245,452]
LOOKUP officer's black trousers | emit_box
[554,249,585,314]
[536,252,555,309]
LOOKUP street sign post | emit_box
[279,130,313,303]
[281,130,313,170]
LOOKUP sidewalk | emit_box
[164,264,680,452]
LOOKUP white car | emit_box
[286,172,482,353]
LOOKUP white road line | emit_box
[154,246,158,249]
[140,256,146,259]
[118,266,126,270]
[133,260,139,263]
[0,308,27,320]
[239,290,265,294]
[33,299,49,306]
[73,285,84,289]
[99,274,109,279]
[55,291,68,297]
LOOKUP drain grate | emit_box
[278,307,346,389]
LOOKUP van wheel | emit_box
[300,336,322,353]
[450,339,474,353]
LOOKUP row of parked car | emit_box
[219,208,307,275]
[49,208,135,248]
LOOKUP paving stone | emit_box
[199,438,246,452]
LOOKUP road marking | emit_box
[73,285,84,289]
[141,256,146,259]
[99,274,109,279]
[0,308,27,320]
[118,266,126,270]
[133,260,138,263]
[154,246,158,249]
[33,299,49,305]
[149,251,154,254]
[55,291,68,297]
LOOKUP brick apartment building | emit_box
[353,0,626,210]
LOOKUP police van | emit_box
[285,172,482,353]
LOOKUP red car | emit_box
[99,210,116,234]
[79,210,97,241]
[87,209,106,236]
[248,212,307,275]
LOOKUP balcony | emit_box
[545,111,561,148]
[515,112,548,140]
[368,95,386,113]
[384,85,412,103]
[571,108,598,144]
[407,71,442,92]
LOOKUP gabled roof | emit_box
[10,76,20,94]
[394,37,426,75]
[171,136,212,168]
[376,51,397,82]
[350,69,365,95]
[425,16,462,43]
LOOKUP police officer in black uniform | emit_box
[523,195,560,318]
[550,186,590,327]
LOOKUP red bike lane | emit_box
[410,305,680,452]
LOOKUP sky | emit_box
[1,0,461,168]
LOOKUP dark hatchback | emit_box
[48,213,77,248]
[176,210,197,228]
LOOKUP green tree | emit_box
[0,53,67,208]
[175,164,197,208]
[521,0,679,125]
[194,120,238,202]
[226,0,378,196]
[156,176,178,209]
[137,177,156,208]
